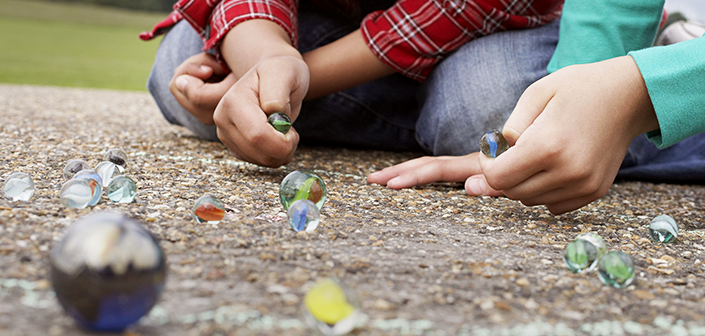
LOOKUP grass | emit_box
[0,0,169,91]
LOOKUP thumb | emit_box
[175,74,204,98]
[465,174,503,197]
[503,78,555,145]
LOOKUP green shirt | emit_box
[547,0,705,148]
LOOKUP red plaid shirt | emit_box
[141,0,562,81]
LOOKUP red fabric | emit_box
[139,10,182,41]
[361,0,563,80]
[141,0,562,81]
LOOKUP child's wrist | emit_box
[220,19,302,76]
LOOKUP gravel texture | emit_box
[1,84,705,336]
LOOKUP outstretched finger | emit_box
[368,153,482,188]
[367,157,429,185]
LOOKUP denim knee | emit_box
[415,20,559,156]
[146,21,219,142]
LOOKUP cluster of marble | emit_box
[563,231,637,289]
[59,149,137,208]
[280,171,326,232]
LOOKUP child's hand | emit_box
[478,56,658,214]
[367,153,503,196]
[213,55,309,167]
[169,52,237,125]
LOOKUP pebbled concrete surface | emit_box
[1,84,705,336]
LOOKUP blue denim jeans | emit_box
[147,10,560,154]
[147,14,705,183]
[618,134,705,183]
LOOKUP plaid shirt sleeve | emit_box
[140,0,298,53]
[361,0,563,81]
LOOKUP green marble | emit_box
[268,112,291,134]
[575,232,607,259]
[564,240,599,273]
[279,170,326,211]
[598,251,635,288]
[649,215,678,243]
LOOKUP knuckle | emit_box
[570,166,592,182]
[189,92,206,106]
[501,189,521,201]
[483,173,505,191]
[243,129,266,147]
[212,109,227,127]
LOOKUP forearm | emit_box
[302,29,395,100]
[220,19,303,78]
[630,37,705,148]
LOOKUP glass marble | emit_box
[192,195,225,224]
[597,251,635,289]
[63,159,91,181]
[649,215,678,243]
[575,232,607,259]
[304,278,362,336]
[3,172,35,201]
[50,212,166,331]
[563,240,599,273]
[103,149,128,170]
[106,176,137,204]
[73,169,103,206]
[268,112,292,134]
[95,161,121,187]
[279,170,326,211]
[287,199,320,232]
[479,129,509,158]
[60,179,93,209]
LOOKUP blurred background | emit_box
[0,0,169,91]
[0,0,703,92]
[666,0,705,24]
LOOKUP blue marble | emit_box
[479,130,509,158]
[50,212,166,331]
[287,199,320,232]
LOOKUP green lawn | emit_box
[0,0,168,91]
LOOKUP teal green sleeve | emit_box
[547,0,664,73]
[629,37,705,148]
